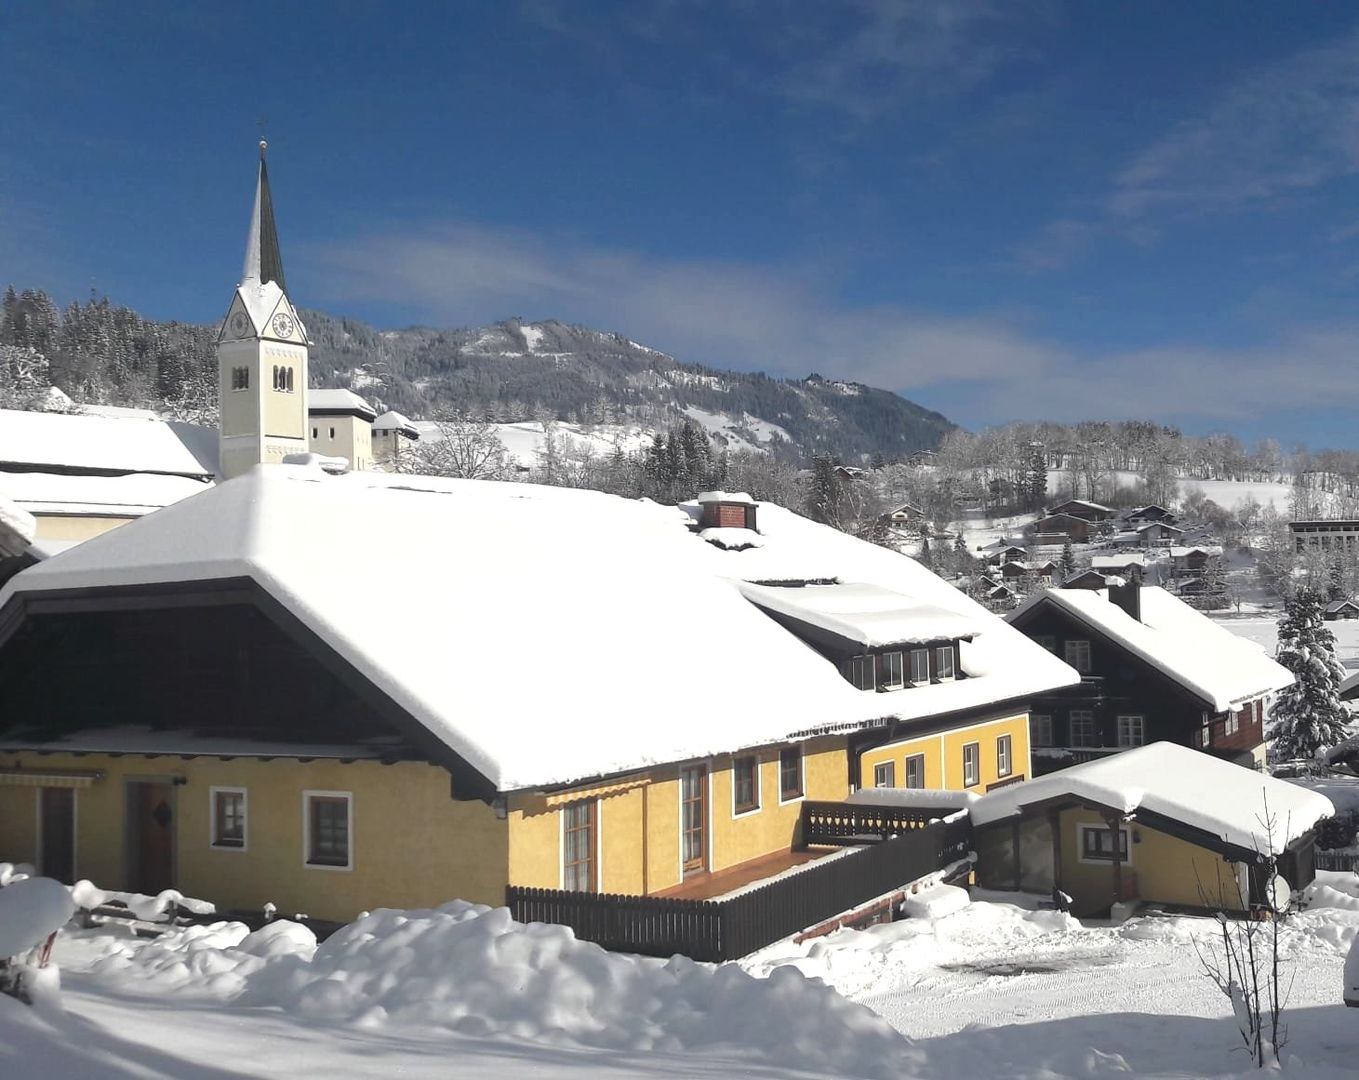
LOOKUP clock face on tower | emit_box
[271,312,296,339]
[229,311,250,338]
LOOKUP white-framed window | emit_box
[880,650,905,690]
[1078,824,1131,864]
[732,755,761,815]
[935,645,955,681]
[1032,714,1054,747]
[1225,711,1239,736]
[962,742,980,787]
[562,800,597,892]
[873,761,896,788]
[1070,710,1096,747]
[997,735,1013,777]
[909,648,930,685]
[1116,715,1146,748]
[1200,724,1212,747]
[1064,639,1092,673]
[905,754,925,789]
[845,655,876,691]
[778,746,804,803]
[303,790,352,870]
[209,786,247,851]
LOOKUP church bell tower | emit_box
[216,140,310,480]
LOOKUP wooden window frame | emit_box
[1078,824,1131,865]
[1069,709,1096,747]
[732,755,761,817]
[1031,714,1054,747]
[880,650,905,690]
[905,753,925,789]
[778,746,804,804]
[209,786,247,852]
[680,765,708,875]
[997,735,1013,778]
[561,799,598,892]
[962,742,980,787]
[909,647,930,686]
[873,761,896,788]
[1064,639,1092,674]
[1116,714,1146,748]
[303,790,352,871]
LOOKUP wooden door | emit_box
[130,782,175,894]
[680,766,707,876]
[38,787,75,883]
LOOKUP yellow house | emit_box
[0,470,1077,944]
[970,742,1333,917]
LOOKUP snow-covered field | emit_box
[1214,614,1359,665]
[8,880,1359,1079]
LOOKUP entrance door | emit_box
[38,788,75,883]
[680,766,707,876]
[129,782,175,894]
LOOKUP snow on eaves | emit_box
[972,742,1333,854]
[0,471,210,517]
[309,388,377,417]
[738,581,985,648]
[1010,586,1292,712]
[0,408,218,478]
[0,468,1079,792]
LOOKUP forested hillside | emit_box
[0,286,955,462]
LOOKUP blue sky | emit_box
[5,1,1359,446]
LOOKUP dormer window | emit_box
[935,645,956,682]
[845,655,876,691]
[909,648,930,686]
[880,651,904,690]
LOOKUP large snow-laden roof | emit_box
[971,742,1334,854]
[1010,586,1293,712]
[0,469,1079,792]
[739,581,984,648]
[0,471,210,518]
[0,408,218,478]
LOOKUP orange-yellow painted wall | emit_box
[859,713,1031,793]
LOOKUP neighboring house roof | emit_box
[1091,554,1147,570]
[1049,499,1113,514]
[0,408,218,479]
[373,410,420,438]
[1127,505,1173,518]
[0,466,1080,793]
[1169,546,1222,558]
[1009,586,1293,712]
[971,742,1333,855]
[308,389,378,420]
[1137,521,1184,534]
[1326,600,1359,614]
[1339,669,1359,700]
[0,494,35,558]
[738,581,985,649]
[1062,570,1108,588]
[0,471,209,519]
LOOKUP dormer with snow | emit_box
[217,141,310,480]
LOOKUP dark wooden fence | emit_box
[507,816,971,963]
[1315,850,1359,874]
[800,799,958,844]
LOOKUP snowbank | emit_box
[79,902,916,1078]
[900,883,970,919]
[0,878,75,958]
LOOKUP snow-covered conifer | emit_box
[1270,587,1349,760]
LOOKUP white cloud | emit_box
[310,222,1359,428]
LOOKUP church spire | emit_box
[241,139,287,293]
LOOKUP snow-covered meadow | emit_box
[6,877,1359,1079]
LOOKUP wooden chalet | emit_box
[1027,513,1098,543]
[1124,505,1177,526]
[1061,569,1110,591]
[1007,581,1292,775]
[1046,499,1115,523]
[1326,599,1359,621]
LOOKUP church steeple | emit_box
[217,140,310,480]
[242,139,287,293]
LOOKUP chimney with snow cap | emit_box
[697,491,758,531]
[1107,566,1142,622]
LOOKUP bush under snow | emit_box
[80,901,917,1079]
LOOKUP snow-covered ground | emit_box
[8,881,1359,1078]
[1213,615,1359,665]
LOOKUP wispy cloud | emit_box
[311,222,1359,428]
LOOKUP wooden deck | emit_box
[655,846,834,901]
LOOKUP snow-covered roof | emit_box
[1169,546,1222,558]
[0,725,400,761]
[1091,554,1147,570]
[738,581,986,648]
[373,410,419,437]
[971,742,1333,855]
[0,408,217,478]
[1010,586,1293,712]
[697,490,756,505]
[0,471,209,518]
[0,467,1080,792]
[1137,521,1184,534]
[699,527,764,551]
[1326,600,1359,613]
[308,389,377,418]
[1050,499,1113,513]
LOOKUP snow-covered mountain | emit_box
[304,313,955,462]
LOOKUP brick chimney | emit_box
[1107,568,1142,622]
[697,491,757,531]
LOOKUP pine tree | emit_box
[1270,587,1350,760]
[805,454,843,526]
[1026,443,1048,510]
[1060,538,1076,580]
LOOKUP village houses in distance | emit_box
[0,144,1346,963]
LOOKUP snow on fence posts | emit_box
[507,816,971,962]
